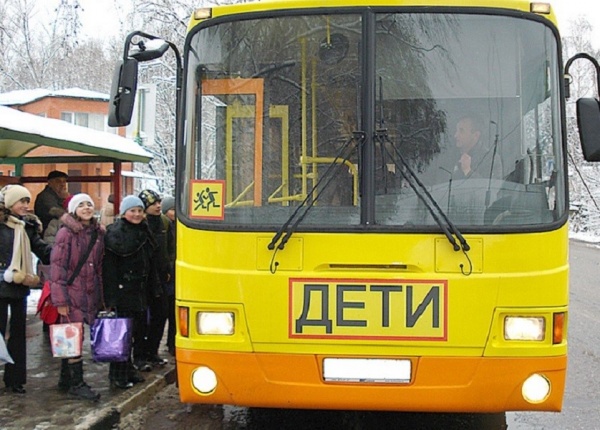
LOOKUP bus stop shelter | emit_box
[0,105,153,212]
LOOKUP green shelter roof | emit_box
[0,105,152,164]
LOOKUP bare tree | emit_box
[0,0,115,92]
[562,16,600,232]
[121,1,193,195]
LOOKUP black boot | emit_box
[127,362,145,384]
[58,359,70,391]
[68,361,100,401]
[109,362,133,389]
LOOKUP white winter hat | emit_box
[68,193,94,214]
[3,185,31,209]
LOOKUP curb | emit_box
[75,367,177,430]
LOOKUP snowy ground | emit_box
[570,231,600,246]
[27,288,42,315]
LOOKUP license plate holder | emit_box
[323,358,411,383]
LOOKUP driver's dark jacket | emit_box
[0,209,51,299]
[454,143,501,180]
[102,217,159,312]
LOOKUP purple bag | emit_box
[90,313,133,362]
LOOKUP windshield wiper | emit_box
[376,130,469,252]
[268,132,363,251]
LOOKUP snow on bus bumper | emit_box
[176,349,566,412]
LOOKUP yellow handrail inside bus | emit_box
[225,181,255,207]
[300,156,358,206]
[201,78,264,206]
[300,37,308,200]
[269,105,290,206]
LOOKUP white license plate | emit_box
[323,358,411,383]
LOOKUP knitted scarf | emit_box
[3,215,39,287]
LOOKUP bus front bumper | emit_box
[176,349,566,412]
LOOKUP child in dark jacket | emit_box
[0,185,51,394]
[138,189,172,367]
[102,195,159,389]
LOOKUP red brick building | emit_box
[0,88,140,210]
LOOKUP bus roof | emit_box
[188,0,557,29]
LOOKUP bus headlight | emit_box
[504,316,545,341]
[192,366,218,395]
[198,312,234,335]
[522,373,551,404]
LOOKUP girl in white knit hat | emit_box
[0,184,52,394]
[49,193,105,401]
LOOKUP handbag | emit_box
[49,318,83,358]
[90,311,133,362]
[36,281,59,324]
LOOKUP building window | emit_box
[61,112,90,127]
[61,111,115,133]
[60,112,73,123]
[138,88,147,134]
[75,112,89,127]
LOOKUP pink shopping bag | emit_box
[49,322,83,358]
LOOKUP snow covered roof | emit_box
[0,88,109,106]
[121,170,160,180]
[0,106,152,163]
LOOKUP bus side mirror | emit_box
[129,39,170,62]
[576,98,600,161]
[108,58,139,127]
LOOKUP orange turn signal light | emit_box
[179,306,190,338]
[553,312,565,344]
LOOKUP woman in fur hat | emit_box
[49,193,105,401]
[0,185,52,394]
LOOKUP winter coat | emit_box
[164,218,176,297]
[146,214,174,294]
[102,217,159,313]
[49,213,105,325]
[0,207,51,299]
[99,202,114,226]
[34,185,65,232]
[43,216,63,245]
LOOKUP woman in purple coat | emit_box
[50,193,104,401]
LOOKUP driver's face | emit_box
[454,119,479,153]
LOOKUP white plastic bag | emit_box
[0,334,14,364]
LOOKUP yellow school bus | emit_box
[108,0,600,413]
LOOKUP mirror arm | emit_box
[115,31,183,144]
[123,30,172,62]
[565,53,600,100]
[165,40,184,151]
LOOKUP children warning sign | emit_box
[190,180,225,220]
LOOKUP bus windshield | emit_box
[182,10,565,231]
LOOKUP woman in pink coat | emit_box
[50,193,104,401]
